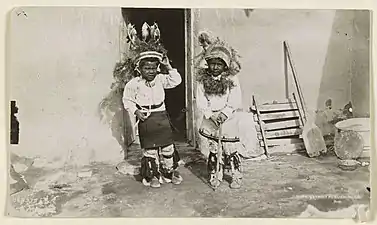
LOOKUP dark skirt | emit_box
[138,111,174,149]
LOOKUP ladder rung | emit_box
[263,128,302,139]
[256,119,301,131]
[261,98,296,104]
[254,111,300,121]
[251,102,298,112]
[257,133,303,140]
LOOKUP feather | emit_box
[130,29,137,43]
[150,23,156,38]
[126,23,137,45]
[151,23,161,42]
[142,22,150,41]
[198,31,212,49]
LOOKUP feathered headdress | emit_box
[196,31,241,76]
[126,22,167,66]
[98,22,168,123]
[111,22,168,86]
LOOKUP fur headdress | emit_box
[196,31,241,76]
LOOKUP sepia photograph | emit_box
[6,7,371,219]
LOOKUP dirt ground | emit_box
[8,142,370,218]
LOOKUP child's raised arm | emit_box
[159,56,182,89]
[160,68,182,89]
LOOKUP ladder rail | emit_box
[292,92,305,129]
[283,41,308,122]
[253,96,270,158]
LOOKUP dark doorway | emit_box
[121,8,187,142]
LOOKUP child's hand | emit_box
[217,112,228,124]
[160,56,173,71]
[135,110,148,122]
[210,115,220,127]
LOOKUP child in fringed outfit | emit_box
[122,22,183,188]
[195,31,267,189]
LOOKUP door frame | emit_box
[184,9,197,148]
[119,8,198,148]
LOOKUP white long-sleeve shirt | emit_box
[123,69,182,114]
[196,75,243,119]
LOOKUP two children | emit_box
[122,23,264,189]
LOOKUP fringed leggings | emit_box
[140,144,180,182]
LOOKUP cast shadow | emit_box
[314,10,370,142]
[315,10,353,127]
[182,152,211,187]
[98,87,136,162]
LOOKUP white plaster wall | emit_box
[8,7,124,165]
[193,9,336,113]
[192,9,370,155]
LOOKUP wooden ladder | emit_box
[250,94,306,156]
